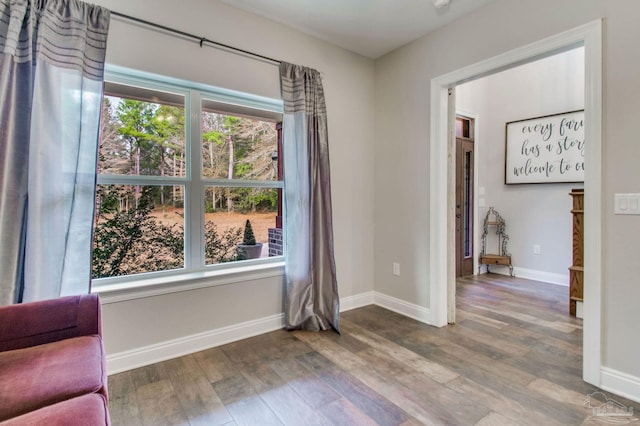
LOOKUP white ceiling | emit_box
[220,0,496,59]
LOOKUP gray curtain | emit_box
[0,0,110,305]
[280,62,340,332]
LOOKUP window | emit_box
[92,66,284,288]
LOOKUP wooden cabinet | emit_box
[569,189,584,316]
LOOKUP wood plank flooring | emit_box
[108,274,640,425]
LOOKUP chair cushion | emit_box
[0,296,79,345]
[0,335,106,421]
[0,393,109,426]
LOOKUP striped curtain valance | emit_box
[280,62,326,116]
[0,0,110,80]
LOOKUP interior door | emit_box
[455,116,474,277]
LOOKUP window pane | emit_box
[204,187,281,265]
[201,109,278,181]
[99,86,186,177]
[92,184,185,278]
[464,150,473,258]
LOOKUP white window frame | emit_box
[93,65,285,301]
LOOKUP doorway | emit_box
[428,20,602,386]
[455,116,474,277]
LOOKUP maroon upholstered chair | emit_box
[0,294,110,425]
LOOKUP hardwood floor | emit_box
[108,274,640,425]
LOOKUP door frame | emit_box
[428,20,602,386]
[456,110,480,278]
[448,110,480,324]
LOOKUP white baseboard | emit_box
[373,292,433,324]
[108,291,376,375]
[576,301,584,319]
[484,265,569,286]
[107,313,284,375]
[341,291,434,325]
[514,267,569,286]
[341,291,375,312]
[600,367,640,404]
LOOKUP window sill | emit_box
[93,261,285,304]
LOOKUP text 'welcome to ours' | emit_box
[505,110,584,184]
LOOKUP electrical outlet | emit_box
[392,262,400,276]
[533,244,541,255]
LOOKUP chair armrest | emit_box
[0,294,102,352]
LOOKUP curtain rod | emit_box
[110,11,282,66]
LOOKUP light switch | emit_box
[619,197,628,211]
[479,198,486,207]
[615,193,640,215]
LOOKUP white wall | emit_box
[91,0,375,368]
[456,48,585,283]
[374,0,640,390]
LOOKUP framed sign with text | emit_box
[505,110,584,184]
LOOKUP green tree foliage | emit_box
[234,187,277,212]
[114,100,185,180]
[92,95,277,278]
[92,187,183,278]
[242,219,257,245]
[204,222,242,264]
[202,111,278,213]
[93,187,242,278]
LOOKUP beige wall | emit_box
[457,48,584,281]
[91,0,375,356]
[374,0,640,379]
